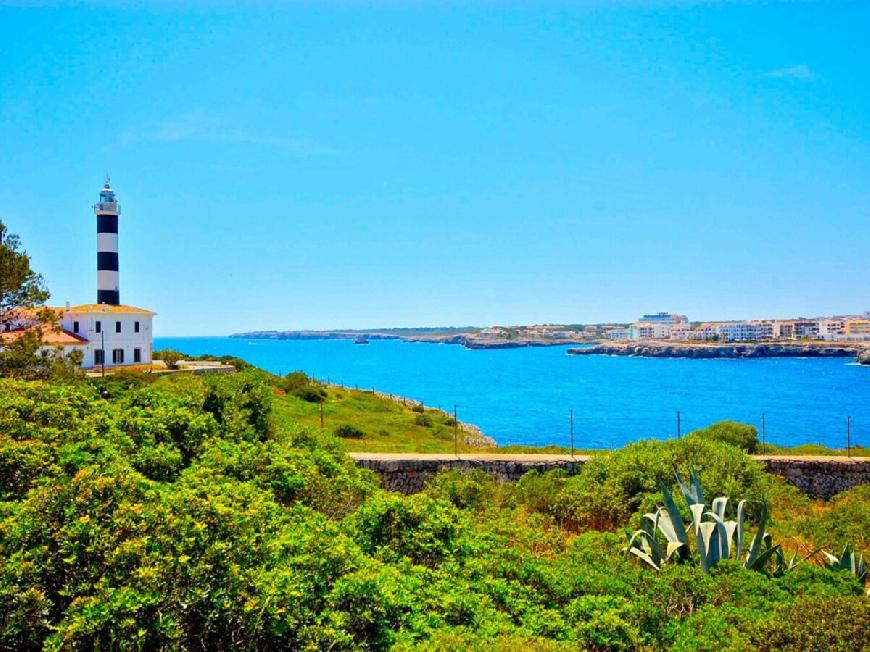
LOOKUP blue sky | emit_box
[1,1,868,335]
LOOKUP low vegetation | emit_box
[0,368,867,650]
[270,371,491,453]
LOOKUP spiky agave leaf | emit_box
[689,503,706,534]
[665,541,689,562]
[659,482,690,547]
[690,471,705,507]
[724,521,738,560]
[652,507,691,562]
[705,510,734,561]
[744,502,769,570]
[747,542,783,575]
[653,508,680,544]
[735,499,747,560]
[675,470,704,508]
[626,530,662,570]
[826,545,869,584]
[770,546,799,577]
[696,521,718,572]
[711,496,728,521]
[640,514,665,563]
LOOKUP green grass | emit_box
[760,443,867,457]
[271,386,493,453]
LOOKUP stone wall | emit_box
[350,453,869,499]
[758,456,870,499]
[351,454,583,494]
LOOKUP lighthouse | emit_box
[94,179,120,305]
[1,179,156,370]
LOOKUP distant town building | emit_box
[639,312,688,325]
[716,321,773,342]
[843,318,870,339]
[606,327,630,341]
[629,322,672,340]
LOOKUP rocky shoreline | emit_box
[568,342,866,360]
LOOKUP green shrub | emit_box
[687,421,759,453]
[807,485,870,553]
[348,494,466,566]
[1,371,867,651]
[153,348,184,369]
[283,370,311,392]
[754,595,870,651]
[425,470,498,511]
[335,424,366,439]
[554,437,770,530]
[410,404,425,414]
[415,414,433,428]
[296,385,327,403]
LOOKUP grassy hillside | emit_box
[1,368,867,650]
[271,385,491,453]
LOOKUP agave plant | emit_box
[823,545,867,585]
[626,471,785,575]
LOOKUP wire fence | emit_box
[306,373,864,456]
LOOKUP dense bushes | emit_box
[283,370,327,403]
[0,373,866,650]
[335,424,366,439]
[687,420,760,453]
[508,437,771,531]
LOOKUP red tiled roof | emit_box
[0,327,89,346]
[66,304,156,315]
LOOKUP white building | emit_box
[639,312,688,325]
[0,181,156,370]
[716,321,770,342]
[60,303,155,369]
[606,327,630,341]
[629,322,672,340]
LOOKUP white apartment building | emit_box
[629,322,672,340]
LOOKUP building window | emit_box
[115,321,122,333]
[112,348,124,364]
[94,349,104,365]
[95,321,101,333]
[134,321,140,333]
[73,321,79,334]
[134,348,141,363]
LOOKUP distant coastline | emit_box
[230,329,592,350]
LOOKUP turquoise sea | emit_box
[155,337,869,449]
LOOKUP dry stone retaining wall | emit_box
[759,456,869,499]
[350,454,869,499]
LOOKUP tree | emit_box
[0,329,84,380]
[0,220,50,330]
[0,220,81,379]
[153,349,184,370]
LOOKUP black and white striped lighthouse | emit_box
[94,179,121,305]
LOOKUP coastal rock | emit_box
[567,342,862,359]
[858,350,870,366]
